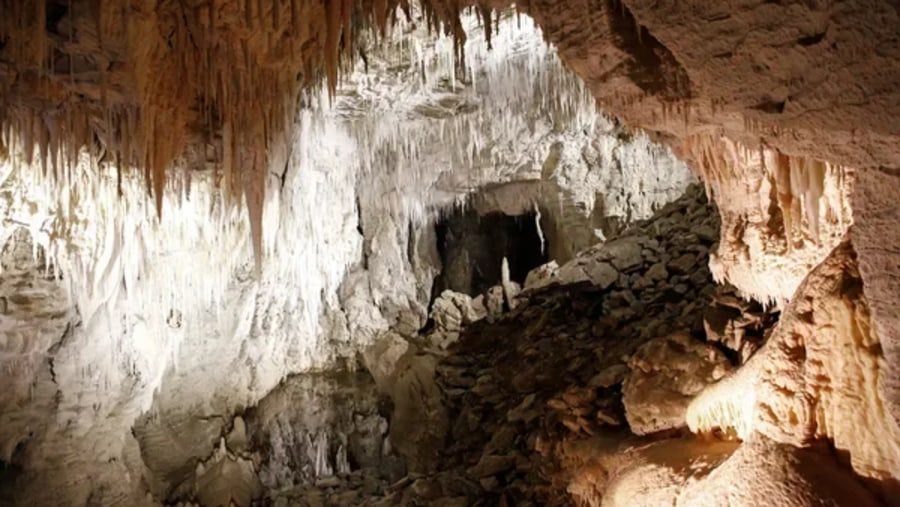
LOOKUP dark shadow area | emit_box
[432,209,548,298]
[0,458,21,507]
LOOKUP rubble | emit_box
[703,284,779,364]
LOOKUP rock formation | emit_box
[1,1,899,506]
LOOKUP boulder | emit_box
[623,333,730,435]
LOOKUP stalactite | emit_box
[373,0,389,34]
[772,151,795,249]
[0,0,487,267]
[0,5,607,356]
[480,3,493,49]
[685,129,848,256]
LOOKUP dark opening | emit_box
[432,209,548,298]
[45,1,69,34]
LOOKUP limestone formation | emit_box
[165,184,742,507]
[128,183,890,507]
[1,1,899,506]
[0,12,695,504]
[687,240,900,500]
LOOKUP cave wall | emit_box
[2,0,898,503]
[687,240,900,500]
[851,168,900,428]
[503,0,900,422]
[506,0,900,168]
[0,12,694,504]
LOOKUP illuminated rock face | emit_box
[623,332,731,436]
[532,10,900,499]
[678,135,854,305]
[512,0,900,426]
[0,12,693,505]
[687,240,900,499]
[2,2,900,506]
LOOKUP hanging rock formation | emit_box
[1,1,899,505]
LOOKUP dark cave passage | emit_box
[432,209,548,298]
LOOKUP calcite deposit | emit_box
[1,1,899,506]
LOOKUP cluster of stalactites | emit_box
[767,152,846,248]
[684,132,849,250]
[0,0,501,265]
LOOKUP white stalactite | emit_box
[0,9,694,503]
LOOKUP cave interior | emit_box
[0,1,899,506]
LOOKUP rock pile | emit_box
[360,184,779,506]
[622,332,731,435]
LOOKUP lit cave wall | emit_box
[0,10,694,505]
[5,2,894,506]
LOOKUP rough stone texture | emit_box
[400,188,884,507]
[573,437,880,507]
[448,0,900,431]
[676,438,882,507]
[0,230,72,461]
[2,2,899,505]
[243,371,391,491]
[1,176,878,507]
[687,240,900,501]
[524,185,719,299]
[367,186,736,506]
[703,284,778,364]
[566,438,737,507]
[852,168,900,427]
[513,0,900,169]
[585,262,619,290]
[0,13,694,504]
[505,0,900,425]
[694,136,853,305]
[428,291,488,349]
[623,333,731,435]
[191,439,263,507]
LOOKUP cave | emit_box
[433,209,548,298]
[1,2,899,507]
